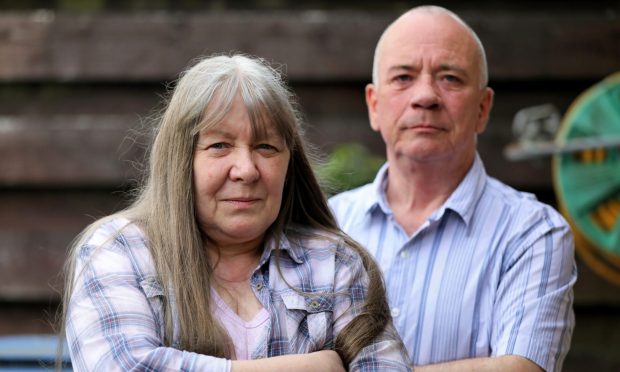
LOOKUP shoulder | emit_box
[328,183,376,225]
[329,183,374,209]
[285,226,342,260]
[481,177,574,264]
[289,226,362,260]
[80,216,146,254]
[283,227,366,279]
[75,215,154,276]
[483,177,569,230]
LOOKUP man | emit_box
[329,6,576,372]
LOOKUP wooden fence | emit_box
[0,7,619,370]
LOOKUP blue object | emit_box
[0,335,71,371]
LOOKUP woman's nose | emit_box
[229,149,260,183]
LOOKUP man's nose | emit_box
[229,149,260,183]
[409,77,441,110]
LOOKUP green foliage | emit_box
[316,143,385,196]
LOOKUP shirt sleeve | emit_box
[492,208,576,372]
[332,243,411,372]
[65,224,231,372]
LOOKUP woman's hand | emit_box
[231,350,345,372]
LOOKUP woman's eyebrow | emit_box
[198,128,234,139]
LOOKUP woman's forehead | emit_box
[196,114,286,143]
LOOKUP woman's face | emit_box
[193,94,290,249]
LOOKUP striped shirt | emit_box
[66,218,410,372]
[329,154,576,371]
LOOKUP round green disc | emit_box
[553,72,620,258]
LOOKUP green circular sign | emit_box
[553,72,620,285]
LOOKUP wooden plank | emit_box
[0,11,617,82]
[0,193,618,325]
[0,303,57,335]
[0,81,596,189]
[0,114,146,186]
[0,83,162,116]
[470,12,620,80]
[0,111,546,188]
[0,191,127,301]
[1,192,619,304]
[0,11,386,82]
[565,307,620,371]
[574,256,620,306]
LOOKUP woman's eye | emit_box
[256,143,277,152]
[208,142,228,150]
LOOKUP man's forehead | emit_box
[380,44,470,69]
[379,20,477,67]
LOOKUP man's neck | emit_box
[386,155,473,235]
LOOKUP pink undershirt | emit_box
[211,288,270,360]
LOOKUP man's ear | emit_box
[476,87,494,134]
[366,83,380,132]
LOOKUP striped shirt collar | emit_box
[366,153,487,227]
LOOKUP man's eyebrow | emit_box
[438,64,467,75]
[387,65,416,74]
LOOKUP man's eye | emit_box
[394,75,412,82]
[443,75,462,83]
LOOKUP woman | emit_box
[61,54,409,371]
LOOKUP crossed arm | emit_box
[414,355,543,372]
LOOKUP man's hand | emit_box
[413,355,543,372]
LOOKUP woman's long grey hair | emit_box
[60,54,393,365]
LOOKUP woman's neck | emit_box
[208,240,263,283]
[207,240,265,321]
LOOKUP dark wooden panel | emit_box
[0,114,147,186]
[1,191,618,304]
[0,84,162,116]
[0,11,617,82]
[574,256,620,306]
[472,12,620,80]
[0,11,387,82]
[0,302,57,335]
[0,191,127,301]
[565,304,620,372]
[0,80,597,189]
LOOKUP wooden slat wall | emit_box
[1,7,619,369]
[1,12,618,81]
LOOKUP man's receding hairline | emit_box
[372,5,488,89]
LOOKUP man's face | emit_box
[366,12,493,168]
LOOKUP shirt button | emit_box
[309,300,320,309]
[391,307,400,317]
[255,283,263,290]
[400,251,409,258]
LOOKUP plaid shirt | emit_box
[66,218,410,371]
